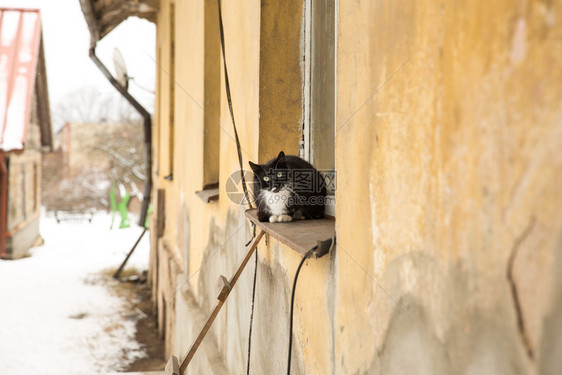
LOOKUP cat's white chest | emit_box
[261,189,291,216]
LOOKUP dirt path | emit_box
[105,269,166,372]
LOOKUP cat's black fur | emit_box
[249,151,326,223]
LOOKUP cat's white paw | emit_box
[269,215,279,223]
[278,214,293,222]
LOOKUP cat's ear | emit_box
[248,161,261,174]
[276,151,287,169]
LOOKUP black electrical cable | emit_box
[246,249,258,374]
[287,245,318,375]
[216,0,253,210]
[215,2,260,374]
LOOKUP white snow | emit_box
[0,212,151,375]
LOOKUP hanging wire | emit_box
[287,245,318,374]
[216,1,259,373]
[246,249,259,374]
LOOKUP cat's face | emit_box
[249,151,289,193]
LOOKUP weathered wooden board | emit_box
[245,209,335,256]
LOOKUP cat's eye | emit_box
[277,172,283,178]
[263,176,270,182]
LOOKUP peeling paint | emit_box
[510,18,527,65]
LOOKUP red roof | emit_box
[0,8,42,151]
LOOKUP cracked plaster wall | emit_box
[149,0,562,373]
[336,0,562,374]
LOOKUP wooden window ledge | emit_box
[196,186,219,203]
[245,208,335,256]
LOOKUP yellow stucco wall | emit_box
[151,1,333,372]
[150,0,562,373]
[336,0,562,373]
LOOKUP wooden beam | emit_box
[245,209,335,256]
[35,36,53,151]
[94,0,125,15]
[157,189,165,238]
[165,355,179,375]
[216,275,231,302]
[99,8,126,32]
[178,230,265,373]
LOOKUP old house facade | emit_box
[82,1,562,374]
[41,121,147,213]
[0,8,53,260]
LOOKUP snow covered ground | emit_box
[0,212,151,375]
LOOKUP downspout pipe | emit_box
[0,151,8,258]
[89,46,152,227]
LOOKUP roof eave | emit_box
[79,0,101,48]
[79,0,158,47]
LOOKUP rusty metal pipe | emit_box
[88,46,152,227]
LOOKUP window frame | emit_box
[300,0,336,218]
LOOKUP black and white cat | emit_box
[249,151,326,223]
